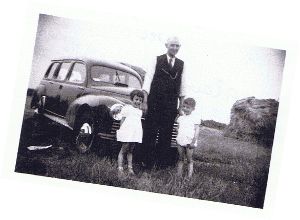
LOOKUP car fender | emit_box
[66,94,127,129]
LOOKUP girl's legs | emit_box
[177,146,185,177]
[186,147,194,178]
[118,142,130,170]
[127,143,135,175]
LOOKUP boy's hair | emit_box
[130,89,144,101]
[183,97,196,108]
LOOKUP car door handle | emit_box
[78,87,85,90]
[59,85,63,89]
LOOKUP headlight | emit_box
[110,103,124,120]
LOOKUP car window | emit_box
[91,65,141,88]
[56,62,72,81]
[113,70,141,88]
[127,73,142,88]
[113,71,126,86]
[45,62,60,79]
[68,63,86,83]
[91,66,111,83]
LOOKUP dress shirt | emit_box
[168,56,174,68]
[142,54,187,97]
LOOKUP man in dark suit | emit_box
[141,36,187,168]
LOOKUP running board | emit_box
[43,112,73,130]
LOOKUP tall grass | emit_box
[16,110,271,208]
[42,127,271,209]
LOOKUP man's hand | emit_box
[178,96,185,116]
[140,102,148,114]
[177,108,184,116]
[141,90,148,114]
[188,143,196,149]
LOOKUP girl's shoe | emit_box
[128,166,135,176]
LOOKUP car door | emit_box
[43,62,61,114]
[59,62,87,117]
[44,62,72,115]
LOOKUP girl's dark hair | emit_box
[130,89,144,101]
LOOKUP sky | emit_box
[29,14,286,124]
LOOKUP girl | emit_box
[116,89,144,178]
[176,97,201,179]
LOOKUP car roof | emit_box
[51,57,141,79]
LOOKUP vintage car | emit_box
[30,58,177,153]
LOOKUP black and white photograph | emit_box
[1,1,299,220]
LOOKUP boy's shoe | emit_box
[117,167,126,179]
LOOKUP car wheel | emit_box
[31,93,45,114]
[30,91,39,109]
[31,91,45,112]
[37,96,46,114]
[74,111,95,154]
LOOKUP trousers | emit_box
[140,108,178,168]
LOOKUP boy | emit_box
[176,98,200,178]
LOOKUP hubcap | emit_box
[76,123,93,152]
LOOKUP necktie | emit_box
[168,58,173,71]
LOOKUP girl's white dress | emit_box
[176,113,200,146]
[116,104,143,143]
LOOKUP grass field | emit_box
[14,96,272,209]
